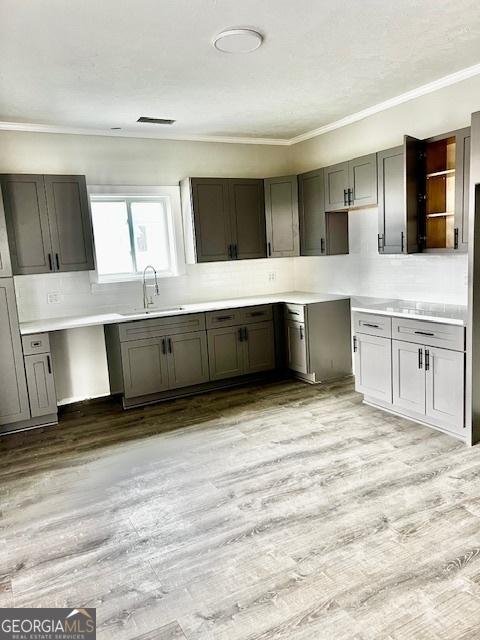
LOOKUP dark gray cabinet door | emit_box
[298,169,326,256]
[191,178,232,262]
[207,326,245,380]
[243,321,276,373]
[324,162,349,211]
[121,337,169,399]
[392,340,425,415]
[404,135,422,254]
[167,331,209,390]
[0,188,12,277]
[349,153,378,208]
[455,129,470,252]
[44,175,95,272]
[377,146,405,254]
[0,278,30,425]
[286,320,308,374]
[264,176,299,257]
[24,353,57,418]
[1,174,53,274]
[229,179,266,259]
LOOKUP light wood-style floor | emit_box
[1,377,480,640]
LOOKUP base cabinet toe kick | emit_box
[352,311,466,439]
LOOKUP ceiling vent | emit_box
[137,117,176,125]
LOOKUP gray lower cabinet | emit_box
[166,331,209,389]
[0,278,30,425]
[298,168,349,256]
[1,174,95,274]
[121,330,209,399]
[208,326,245,380]
[353,333,392,404]
[264,176,299,257]
[207,319,276,381]
[426,346,464,432]
[24,353,57,418]
[392,340,425,414]
[286,320,308,374]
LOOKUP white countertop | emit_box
[19,291,349,335]
[351,296,467,326]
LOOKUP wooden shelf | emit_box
[426,169,456,179]
[427,212,454,218]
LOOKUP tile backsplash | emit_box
[14,258,296,321]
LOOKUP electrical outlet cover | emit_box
[47,292,61,304]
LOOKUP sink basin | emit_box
[120,307,185,317]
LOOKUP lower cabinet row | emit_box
[354,332,465,435]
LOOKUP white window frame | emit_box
[88,185,186,284]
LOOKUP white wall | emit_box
[291,74,480,303]
[0,131,293,403]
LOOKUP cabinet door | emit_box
[207,326,245,380]
[229,179,266,259]
[324,162,349,212]
[1,174,53,274]
[24,353,57,418]
[298,169,326,256]
[377,146,404,254]
[404,135,422,253]
[243,321,276,374]
[392,340,425,415]
[354,334,392,403]
[454,129,470,252]
[121,337,169,399]
[191,178,232,262]
[0,279,30,425]
[286,320,308,374]
[264,176,299,257]
[425,347,464,432]
[44,175,95,272]
[166,331,209,390]
[349,154,378,208]
[0,187,12,277]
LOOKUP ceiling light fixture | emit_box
[213,29,263,54]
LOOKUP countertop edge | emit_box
[351,305,466,327]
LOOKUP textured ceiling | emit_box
[1,0,480,140]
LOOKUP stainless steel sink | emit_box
[119,307,185,317]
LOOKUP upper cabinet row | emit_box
[0,174,95,275]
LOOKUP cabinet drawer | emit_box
[205,308,243,329]
[240,305,273,324]
[391,317,465,351]
[353,312,391,338]
[285,303,305,323]
[22,332,50,355]
[119,313,206,342]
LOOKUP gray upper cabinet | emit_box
[0,187,12,277]
[348,153,378,208]
[264,176,299,257]
[182,177,266,263]
[1,174,95,274]
[43,175,95,272]
[190,178,232,262]
[298,168,348,256]
[298,169,326,255]
[229,179,266,260]
[24,353,57,418]
[454,128,470,253]
[377,137,421,254]
[324,162,349,211]
[166,331,209,390]
[0,278,30,426]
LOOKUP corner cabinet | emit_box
[181,177,266,263]
[298,168,349,256]
[0,174,95,274]
[264,175,299,257]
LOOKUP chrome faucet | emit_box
[143,265,159,309]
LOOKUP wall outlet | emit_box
[268,272,276,282]
[47,291,61,304]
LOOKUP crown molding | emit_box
[2,61,480,147]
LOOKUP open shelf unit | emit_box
[424,136,456,249]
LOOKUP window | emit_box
[89,186,184,281]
